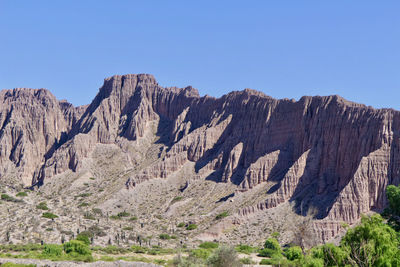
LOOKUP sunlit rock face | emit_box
[2,73,400,241]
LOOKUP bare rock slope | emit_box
[1,73,399,244]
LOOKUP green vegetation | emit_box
[198,241,219,249]
[123,226,133,231]
[129,216,138,221]
[1,263,36,267]
[16,192,28,197]
[78,202,89,207]
[42,212,58,219]
[36,202,48,210]
[235,244,256,254]
[186,224,197,230]
[215,211,229,220]
[177,222,185,227]
[1,194,18,202]
[110,211,130,220]
[171,196,183,204]
[159,233,172,240]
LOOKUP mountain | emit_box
[0,74,399,246]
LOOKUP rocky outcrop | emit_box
[1,74,400,242]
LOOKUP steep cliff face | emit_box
[1,74,399,242]
[0,88,81,186]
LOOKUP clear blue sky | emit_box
[1,1,399,109]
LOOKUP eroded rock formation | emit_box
[1,74,399,241]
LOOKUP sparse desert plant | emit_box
[177,222,185,227]
[206,245,241,267]
[186,224,197,230]
[123,226,133,231]
[16,192,28,197]
[235,244,256,254]
[215,211,229,220]
[42,244,63,257]
[159,233,171,240]
[199,241,219,249]
[129,216,138,221]
[36,202,48,210]
[42,212,58,219]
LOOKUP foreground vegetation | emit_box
[1,185,400,266]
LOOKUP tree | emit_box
[341,214,400,267]
[206,246,241,267]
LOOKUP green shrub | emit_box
[131,245,147,253]
[159,233,171,240]
[36,202,48,210]
[110,211,131,219]
[123,226,133,231]
[206,246,241,267]
[190,248,211,259]
[285,246,303,260]
[199,241,219,249]
[259,248,280,257]
[235,244,255,254]
[76,233,91,245]
[186,224,197,230]
[264,237,281,251]
[129,216,138,221]
[42,212,58,219]
[177,222,185,227]
[83,212,95,220]
[78,202,89,207]
[215,211,229,220]
[63,240,91,256]
[117,211,130,217]
[1,194,17,202]
[171,196,183,204]
[16,192,28,197]
[42,244,63,257]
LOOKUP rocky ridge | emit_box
[1,74,399,244]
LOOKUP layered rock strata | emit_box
[1,74,399,241]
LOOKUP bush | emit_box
[117,211,130,217]
[159,233,171,240]
[171,196,183,204]
[76,233,91,245]
[190,248,211,259]
[199,241,219,249]
[16,192,28,197]
[264,237,281,251]
[36,202,48,210]
[129,216,138,221]
[285,246,303,260]
[206,246,241,267]
[42,244,63,257]
[131,245,147,253]
[1,194,17,202]
[123,226,133,231]
[186,224,197,230]
[259,248,280,257]
[177,222,185,227]
[63,240,91,256]
[42,212,58,219]
[215,211,229,220]
[235,244,255,254]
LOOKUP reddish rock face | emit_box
[1,74,400,241]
